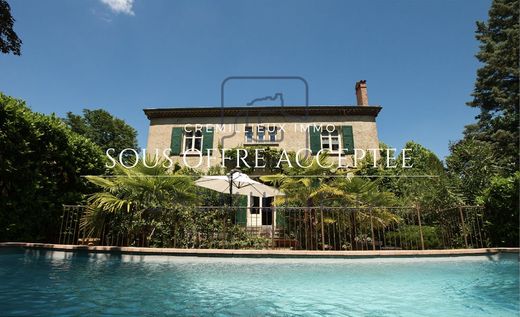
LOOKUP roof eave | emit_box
[143,105,382,119]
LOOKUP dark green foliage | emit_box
[465,0,519,171]
[357,141,462,210]
[446,0,519,246]
[147,206,270,249]
[478,172,519,246]
[82,161,270,249]
[397,142,463,210]
[385,225,442,249]
[0,0,21,55]
[0,93,105,241]
[63,109,138,157]
[446,138,499,204]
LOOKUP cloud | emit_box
[100,0,135,15]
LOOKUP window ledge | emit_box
[319,151,353,156]
[180,152,204,157]
[244,142,280,146]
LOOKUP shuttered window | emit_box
[236,196,248,226]
[341,126,355,155]
[321,129,340,153]
[309,127,321,154]
[310,125,355,155]
[170,127,214,155]
[183,129,203,153]
[201,127,214,153]
[170,127,183,155]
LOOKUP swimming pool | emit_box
[0,248,518,316]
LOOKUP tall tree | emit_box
[465,0,519,171]
[0,0,21,55]
[0,93,105,241]
[446,0,519,246]
[63,109,138,157]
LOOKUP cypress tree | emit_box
[464,0,519,172]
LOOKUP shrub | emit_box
[385,225,442,249]
[0,93,105,242]
[478,172,519,246]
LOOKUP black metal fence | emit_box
[60,205,486,250]
[59,205,84,245]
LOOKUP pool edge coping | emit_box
[0,242,518,258]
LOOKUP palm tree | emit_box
[261,153,398,250]
[261,153,335,249]
[80,157,197,246]
[323,175,399,249]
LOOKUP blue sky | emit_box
[1,0,491,159]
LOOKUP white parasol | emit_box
[195,169,283,205]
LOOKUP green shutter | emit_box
[170,127,183,155]
[236,195,248,226]
[342,126,354,155]
[276,208,285,227]
[202,127,214,153]
[309,126,321,154]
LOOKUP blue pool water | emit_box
[0,248,518,316]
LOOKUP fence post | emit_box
[223,207,228,248]
[416,205,425,250]
[271,206,275,249]
[459,206,469,248]
[59,206,66,244]
[320,205,325,251]
[370,208,376,251]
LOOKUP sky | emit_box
[0,0,492,159]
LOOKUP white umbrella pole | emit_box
[228,169,240,207]
[229,173,233,206]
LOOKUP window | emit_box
[321,128,340,153]
[251,196,260,214]
[245,125,278,143]
[262,197,273,213]
[257,126,265,142]
[245,126,253,143]
[183,129,203,153]
[261,197,273,226]
[268,127,277,142]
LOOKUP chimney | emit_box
[355,80,369,106]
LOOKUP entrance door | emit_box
[249,196,261,227]
[247,196,274,227]
[261,197,274,226]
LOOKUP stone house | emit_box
[143,80,382,228]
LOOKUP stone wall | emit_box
[146,114,380,169]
